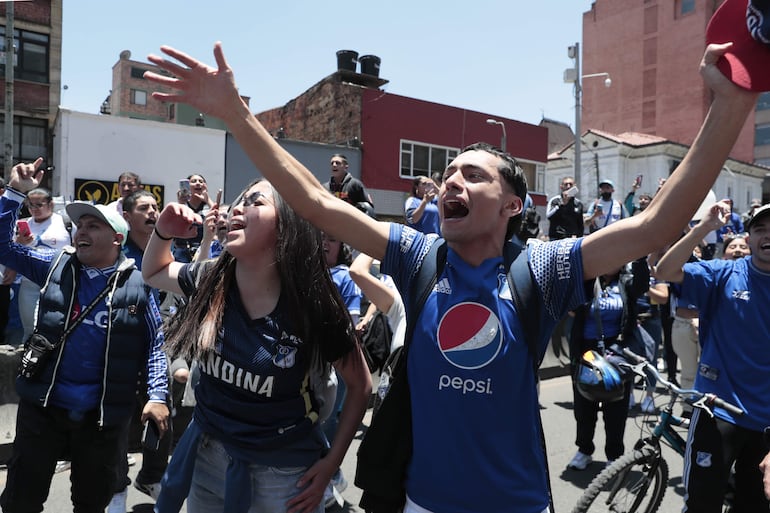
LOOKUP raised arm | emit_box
[655,202,729,283]
[349,252,395,315]
[580,43,758,280]
[143,202,202,294]
[193,204,219,262]
[144,44,389,261]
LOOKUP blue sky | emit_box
[61,1,594,129]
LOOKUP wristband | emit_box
[153,227,173,241]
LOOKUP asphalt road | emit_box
[9,374,688,513]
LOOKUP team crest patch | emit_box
[128,305,137,315]
[273,345,297,369]
[696,451,713,467]
[437,302,502,369]
[498,272,512,300]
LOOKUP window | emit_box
[535,164,545,194]
[130,66,147,79]
[400,140,459,179]
[131,89,147,106]
[757,92,770,111]
[168,103,176,120]
[0,26,49,83]
[756,123,770,146]
[680,0,695,15]
[0,115,47,166]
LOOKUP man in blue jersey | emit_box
[0,159,170,513]
[143,38,758,513]
[656,200,770,511]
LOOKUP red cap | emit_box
[706,0,770,92]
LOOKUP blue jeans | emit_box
[186,436,323,513]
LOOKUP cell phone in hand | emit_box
[634,174,643,188]
[142,420,161,451]
[179,179,191,194]
[564,186,579,198]
[16,220,31,237]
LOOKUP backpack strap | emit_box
[503,240,541,372]
[503,239,554,513]
[356,238,446,513]
[404,239,446,348]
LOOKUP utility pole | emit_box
[572,43,581,193]
[4,2,14,180]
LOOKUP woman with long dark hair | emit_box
[142,180,371,513]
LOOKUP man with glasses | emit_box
[15,188,70,341]
[546,176,584,240]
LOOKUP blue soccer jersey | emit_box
[680,257,770,431]
[381,224,588,513]
[330,264,362,319]
[405,195,441,235]
[178,262,352,466]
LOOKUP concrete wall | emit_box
[223,134,362,204]
[52,109,225,206]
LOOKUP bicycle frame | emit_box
[572,349,745,513]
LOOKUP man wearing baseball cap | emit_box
[0,158,169,513]
[656,198,770,510]
[584,179,629,232]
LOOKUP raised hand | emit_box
[9,157,45,193]
[154,202,202,241]
[145,43,245,122]
[701,201,731,231]
[700,43,758,101]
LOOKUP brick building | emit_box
[580,0,769,166]
[0,0,62,178]
[255,55,548,216]
[104,49,249,131]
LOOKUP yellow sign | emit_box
[74,179,165,207]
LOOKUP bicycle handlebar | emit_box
[620,347,744,417]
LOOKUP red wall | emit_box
[360,89,547,192]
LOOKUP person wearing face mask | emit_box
[584,179,629,233]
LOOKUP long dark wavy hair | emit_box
[163,180,360,371]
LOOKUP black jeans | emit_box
[683,409,770,513]
[0,400,126,513]
[572,380,631,460]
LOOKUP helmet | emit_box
[575,350,625,403]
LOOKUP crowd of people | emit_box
[0,2,768,512]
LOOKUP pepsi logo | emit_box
[437,302,502,369]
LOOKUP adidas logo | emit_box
[435,277,452,294]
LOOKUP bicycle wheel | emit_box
[571,448,669,513]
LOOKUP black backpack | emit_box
[520,204,541,240]
[360,310,393,374]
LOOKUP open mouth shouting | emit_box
[443,198,469,220]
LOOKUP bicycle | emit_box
[571,347,744,513]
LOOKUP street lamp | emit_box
[564,42,612,193]
[486,118,507,152]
